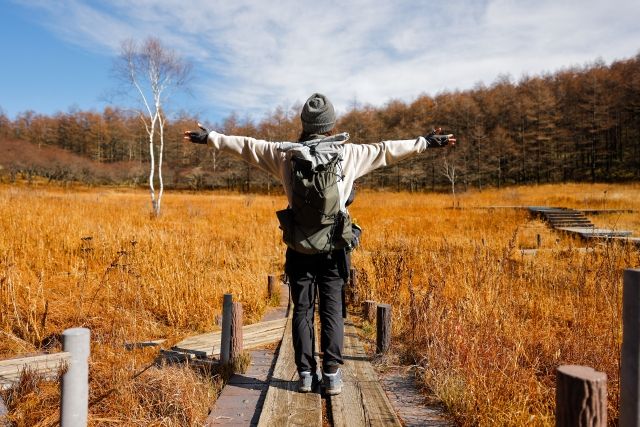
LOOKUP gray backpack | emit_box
[276,134,353,254]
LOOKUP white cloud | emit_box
[15,0,640,120]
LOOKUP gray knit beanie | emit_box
[300,93,336,134]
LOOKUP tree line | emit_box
[1,54,639,192]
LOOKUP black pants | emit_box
[285,248,347,373]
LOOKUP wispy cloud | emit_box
[15,0,640,120]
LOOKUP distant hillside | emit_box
[0,138,146,185]
[2,54,639,190]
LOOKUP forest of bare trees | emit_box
[1,54,639,192]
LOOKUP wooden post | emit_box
[230,302,244,363]
[350,268,358,304]
[621,268,640,426]
[267,275,276,300]
[61,327,90,427]
[362,300,377,323]
[376,304,391,354]
[220,294,233,365]
[556,365,607,427]
[536,234,542,248]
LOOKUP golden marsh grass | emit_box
[1,182,638,425]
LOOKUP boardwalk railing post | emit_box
[555,365,607,426]
[376,304,391,354]
[61,327,90,427]
[363,300,376,323]
[267,275,276,300]
[220,294,233,365]
[230,302,244,367]
[621,268,640,426]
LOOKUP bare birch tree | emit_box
[114,38,191,216]
[442,156,458,207]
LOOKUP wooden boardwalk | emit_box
[256,316,401,426]
[528,206,633,240]
[1,280,448,426]
[170,318,286,359]
[257,310,323,426]
[0,352,70,390]
[202,279,445,426]
[205,282,291,426]
[327,321,402,427]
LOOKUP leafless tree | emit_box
[114,38,191,215]
[442,156,458,207]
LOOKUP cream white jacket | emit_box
[207,131,431,210]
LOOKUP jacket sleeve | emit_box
[343,137,429,179]
[207,131,285,178]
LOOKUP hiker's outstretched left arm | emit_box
[345,130,455,179]
[184,125,283,177]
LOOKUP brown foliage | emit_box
[3,54,640,191]
[0,137,145,185]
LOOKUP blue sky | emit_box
[1,0,639,123]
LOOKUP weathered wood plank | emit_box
[172,318,286,356]
[331,381,366,426]
[179,326,285,348]
[557,227,632,238]
[0,352,70,370]
[172,329,284,355]
[176,317,286,347]
[330,321,402,427]
[257,312,322,427]
[0,352,70,390]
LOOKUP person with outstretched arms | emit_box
[185,93,454,395]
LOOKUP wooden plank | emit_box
[172,328,284,355]
[330,321,402,427]
[257,312,322,427]
[172,318,286,356]
[0,352,70,390]
[0,352,70,373]
[175,318,286,346]
[557,227,632,238]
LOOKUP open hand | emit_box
[183,123,210,144]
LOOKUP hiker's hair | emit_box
[297,129,334,143]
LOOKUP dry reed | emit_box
[0,181,638,425]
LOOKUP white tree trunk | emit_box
[156,110,165,216]
[117,38,191,217]
[148,113,158,215]
[443,158,457,208]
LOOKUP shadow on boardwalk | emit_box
[205,281,454,426]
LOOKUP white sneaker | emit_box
[298,369,322,393]
[323,369,342,395]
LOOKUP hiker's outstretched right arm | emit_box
[343,129,455,179]
[185,125,283,178]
